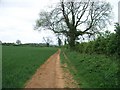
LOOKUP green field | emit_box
[2,46,57,88]
[0,44,2,89]
[61,49,119,88]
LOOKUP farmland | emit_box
[2,45,120,88]
[61,49,119,88]
[1,0,120,89]
[2,46,57,88]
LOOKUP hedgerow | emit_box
[75,23,120,57]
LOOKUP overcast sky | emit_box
[0,0,119,44]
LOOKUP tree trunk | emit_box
[69,35,75,49]
[68,27,76,49]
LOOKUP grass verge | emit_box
[60,49,119,88]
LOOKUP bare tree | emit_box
[35,0,112,48]
[43,37,52,47]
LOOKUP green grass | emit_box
[2,46,57,88]
[60,49,119,88]
[0,44,2,89]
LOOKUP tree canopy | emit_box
[16,40,21,45]
[35,0,112,48]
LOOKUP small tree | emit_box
[43,37,52,47]
[58,37,62,46]
[16,40,21,45]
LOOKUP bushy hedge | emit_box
[75,23,120,86]
[75,23,120,57]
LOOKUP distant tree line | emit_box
[2,42,57,47]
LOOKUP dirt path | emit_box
[25,49,64,88]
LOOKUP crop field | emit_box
[2,46,57,88]
[61,49,119,88]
